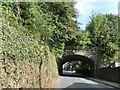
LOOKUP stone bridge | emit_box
[58,47,99,78]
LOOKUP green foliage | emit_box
[1,2,79,87]
[64,61,81,71]
[2,23,42,63]
[1,2,78,62]
[64,29,91,50]
[86,13,119,66]
[63,61,90,76]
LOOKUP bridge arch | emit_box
[58,54,95,77]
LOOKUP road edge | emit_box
[87,77,120,89]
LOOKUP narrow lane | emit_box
[55,71,114,90]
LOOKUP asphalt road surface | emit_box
[55,70,115,90]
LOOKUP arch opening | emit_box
[63,61,91,77]
[58,54,95,77]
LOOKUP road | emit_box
[55,71,115,90]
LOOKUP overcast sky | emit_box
[74,0,119,30]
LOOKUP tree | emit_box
[86,13,119,67]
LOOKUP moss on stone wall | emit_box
[40,46,58,88]
[0,46,58,88]
[0,19,58,88]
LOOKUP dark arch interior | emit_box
[58,54,95,77]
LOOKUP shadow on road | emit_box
[56,83,116,90]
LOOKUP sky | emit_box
[74,0,120,30]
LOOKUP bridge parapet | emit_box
[63,49,98,61]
